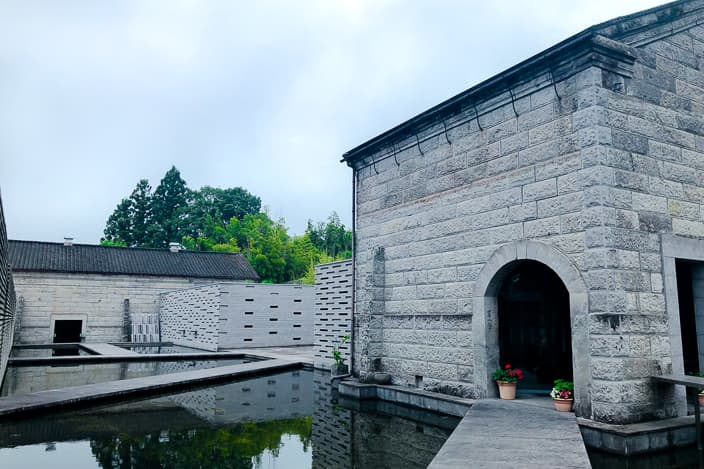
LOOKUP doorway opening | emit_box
[497,261,572,392]
[53,320,83,344]
[676,259,704,374]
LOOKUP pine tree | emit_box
[129,179,152,246]
[103,198,133,246]
[150,166,191,248]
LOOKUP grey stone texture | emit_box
[348,3,704,425]
[13,272,215,345]
[428,399,591,469]
[313,260,352,368]
[0,195,15,391]
[161,282,314,350]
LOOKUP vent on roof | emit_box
[63,237,73,246]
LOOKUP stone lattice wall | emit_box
[314,260,352,369]
[159,282,314,350]
[0,193,15,389]
[218,283,314,349]
[13,272,213,344]
[159,284,220,351]
[130,312,160,343]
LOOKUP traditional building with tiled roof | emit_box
[9,239,260,344]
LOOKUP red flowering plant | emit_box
[492,363,524,383]
[550,379,574,400]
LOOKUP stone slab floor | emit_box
[429,398,591,468]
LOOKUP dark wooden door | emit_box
[498,262,572,391]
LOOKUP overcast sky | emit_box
[0,0,666,244]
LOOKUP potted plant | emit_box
[550,379,574,412]
[687,372,704,406]
[492,363,523,399]
[331,335,350,376]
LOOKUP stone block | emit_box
[522,178,557,202]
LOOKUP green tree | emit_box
[306,212,352,259]
[103,198,134,246]
[129,179,152,245]
[186,186,261,238]
[150,166,191,248]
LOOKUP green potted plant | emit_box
[331,335,350,376]
[492,363,523,399]
[550,379,574,412]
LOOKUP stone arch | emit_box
[472,240,590,417]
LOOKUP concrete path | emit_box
[221,345,315,365]
[0,358,301,418]
[81,343,139,356]
[428,398,591,468]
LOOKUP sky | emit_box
[0,0,666,244]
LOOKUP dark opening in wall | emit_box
[677,259,700,373]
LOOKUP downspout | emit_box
[350,166,356,375]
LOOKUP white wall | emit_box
[159,282,314,350]
[219,283,314,348]
[13,272,215,344]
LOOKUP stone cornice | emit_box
[342,33,636,168]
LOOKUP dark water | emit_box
[0,358,252,396]
[118,344,211,354]
[588,446,703,468]
[11,345,95,358]
[0,369,459,468]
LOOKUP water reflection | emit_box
[0,369,458,468]
[0,359,254,397]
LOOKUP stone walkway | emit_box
[81,343,139,356]
[428,398,592,468]
[0,358,301,418]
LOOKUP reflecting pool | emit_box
[0,358,256,397]
[0,369,459,468]
[116,344,212,354]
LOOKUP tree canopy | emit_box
[102,167,351,283]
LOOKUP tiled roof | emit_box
[8,240,260,281]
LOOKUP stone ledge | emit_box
[338,379,474,417]
[578,415,697,454]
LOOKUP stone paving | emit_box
[428,398,591,468]
[0,358,301,418]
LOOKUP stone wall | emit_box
[219,283,314,348]
[580,26,704,423]
[350,19,704,424]
[0,194,15,388]
[13,272,211,344]
[314,260,352,369]
[160,284,220,351]
[159,282,314,350]
[352,64,596,395]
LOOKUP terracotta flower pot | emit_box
[497,381,517,400]
[553,398,574,412]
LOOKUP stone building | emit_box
[9,239,260,344]
[343,0,704,424]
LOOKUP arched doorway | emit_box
[472,241,590,417]
[497,261,572,392]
